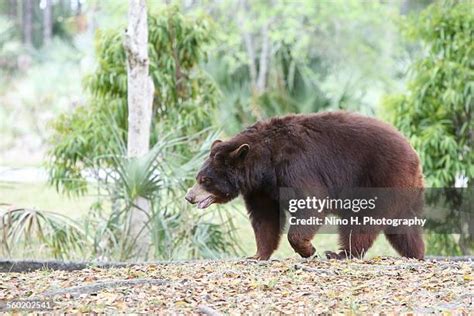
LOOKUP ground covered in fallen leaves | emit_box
[1,257,473,314]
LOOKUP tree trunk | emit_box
[77,0,82,16]
[59,0,68,16]
[8,0,16,19]
[237,0,257,89]
[256,21,270,94]
[124,0,154,259]
[43,0,53,46]
[23,0,33,47]
[87,1,98,39]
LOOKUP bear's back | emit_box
[242,111,423,189]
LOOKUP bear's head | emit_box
[185,139,250,209]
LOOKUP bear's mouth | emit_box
[185,184,217,209]
[197,195,216,209]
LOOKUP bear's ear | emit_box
[211,139,222,149]
[230,144,250,160]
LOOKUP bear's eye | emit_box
[200,177,212,185]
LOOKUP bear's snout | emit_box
[185,184,216,209]
[185,188,196,204]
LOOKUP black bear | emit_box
[185,111,425,260]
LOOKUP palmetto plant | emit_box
[0,206,87,259]
[82,126,239,261]
[48,6,219,196]
[45,6,239,260]
[3,116,239,261]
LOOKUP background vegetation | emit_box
[0,0,471,261]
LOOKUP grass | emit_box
[0,181,398,260]
[0,182,94,219]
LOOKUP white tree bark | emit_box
[124,0,154,259]
[43,0,53,46]
[23,0,32,47]
[256,21,270,94]
[237,0,257,89]
[237,0,271,96]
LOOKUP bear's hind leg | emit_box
[385,227,424,259]
[326,227,380,259]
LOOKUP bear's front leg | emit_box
[245,195,282,260]
[287,225,317,258]
[287,208,321,258]
[249,214,281,260]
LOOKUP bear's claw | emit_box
[246,254,270,261]
[325,251,349,260]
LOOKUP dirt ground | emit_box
[1,257,473,314]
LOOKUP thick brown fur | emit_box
[188,111,425,260]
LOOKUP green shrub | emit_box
[46,6,238,260]
[48,6,218,195]
[382,0,473,255]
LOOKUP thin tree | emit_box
[236,0,272,119]
[8,0,16,19]
[23,0,32,47]
[43,0,53,46]
[123,0,154,258]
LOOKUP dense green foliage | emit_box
[4,0,472,260]
[48,6,218,195]
[80,133,238,260]
[45,7,238,260]
[206,0,407,134]
[0,206,86,259]
[384,0,473,188]
[383,0,473,255]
